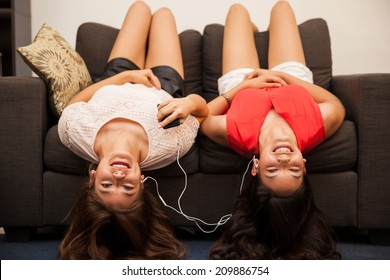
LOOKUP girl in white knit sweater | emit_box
[58,1,207,260]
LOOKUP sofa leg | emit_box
[4,227,37,242]
[369,230,390,245]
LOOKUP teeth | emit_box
[275,147,291,153]
[113,164,128,168]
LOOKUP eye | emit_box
[290,168,300,173]
[267,168,278,173]
[101,183,112,188]
[123,185,134,191]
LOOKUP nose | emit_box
[277,154,291,164]
[113,170,126,179]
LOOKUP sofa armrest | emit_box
[0,77,49,228]
[332,73,390,229]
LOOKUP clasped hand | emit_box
[127,69,162,90]
[157,97,194,128]
[127,69,194,128]
[243,68,287,89]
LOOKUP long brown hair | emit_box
[59,185,186,259]
[209,175,341,260]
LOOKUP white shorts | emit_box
[217,61,314,94]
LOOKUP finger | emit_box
[272,77,287,86]
[158,111,179,128]
[142,78,154,88]
[279,78,287,86]
[158,114,169,128]
[157,99,171,111]
[149,74,161,90]
[243,71,258,81]
[157,102,173,122]
[266,82,282,88]
[265,75,287,86]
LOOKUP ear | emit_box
[251,159,259,176]
[140,175,145,190]
[89,170,96,188]
[303,158,307,174]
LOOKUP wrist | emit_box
[277,71,289,81]
[185,94,198,111]
[186,94,207,117]
[124,70,135,83]
[220,81,246,106]
[221,92,231,106]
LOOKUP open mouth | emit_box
[273,145,293,153]
[110,161,130,169]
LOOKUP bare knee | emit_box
[227,4,256,30]
[153,7,175,22]
[127,1,151,17]
[228,3,250,18]
[271,0,293,15]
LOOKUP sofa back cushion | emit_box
[76,22,203,96]
[202,18,332,102]
[76,22,117,81]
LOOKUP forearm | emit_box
[207,82,246,115]
[277,71,339,104]
[207,72,285,115]
[186,94,209,118]
[66,71,133,106]
[277,71,345,137]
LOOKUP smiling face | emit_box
[257,141,306,197]
[89,152,143,210]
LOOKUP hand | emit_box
[156,97,194,128]
[243,69,287,89]
[243,68,280,80]
[127,69,161,90]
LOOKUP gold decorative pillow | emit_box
[17,23,92,118]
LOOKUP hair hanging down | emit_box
[209,174,341,260]
[58,186,186,260]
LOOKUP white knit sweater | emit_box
[58,83,199,170]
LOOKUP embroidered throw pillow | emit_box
[17,23,92,118]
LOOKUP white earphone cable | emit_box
[144,150,256,233]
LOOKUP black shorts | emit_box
[93,57,185,98]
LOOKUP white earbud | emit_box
[253,156,259,169]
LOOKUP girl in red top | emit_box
[201,1,345,259]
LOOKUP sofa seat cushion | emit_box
[44,125,200,176]
[199,120,357,174]
[44,125,91,175]
[305,120,357,173]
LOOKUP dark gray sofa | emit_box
[1,18,390,243]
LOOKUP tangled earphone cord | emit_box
[144,149,255,234]
[144,148,234,233]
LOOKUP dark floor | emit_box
[0,226,389,260]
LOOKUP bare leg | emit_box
[108,1,152,69]
[268,0,306,68]
[145,8,184,78]
[222,4,260,74]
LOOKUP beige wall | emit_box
[31,0,390,75]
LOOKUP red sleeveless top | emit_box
[226,84,325,157]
